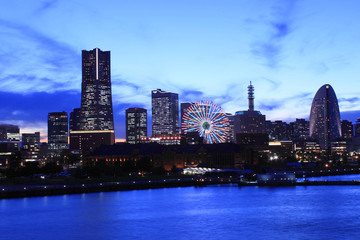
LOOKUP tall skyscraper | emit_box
[48,112,68,153]
[126,108,147,144]
[152,89,179,136]
[80,48,114,131]
[309,84,341,150]
[70,48,115,151]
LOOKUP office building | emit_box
[309,84,341,150]
[126,108,147,144]
[48,112,69,153]
[70,48,115,151]
[152,89,179,136]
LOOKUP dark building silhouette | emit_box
[354,118,360,137]
[341,120,353,140]
[226,113,235,143]
[234,82,266,143]
[152,89,179,136]
[70,48,115,151]
[266,120,292,141]
[309,84,341,150]
[69,108,81,131]
[290,118,309,140]
[48,112,68,153]
[180,102,194,134]
[126,108,147,144]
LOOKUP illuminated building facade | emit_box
[70,48,115,151]
[0,124,20,154]
[234,82,266,143]
[126,108,147,144]
[309,84,341,150]
[22,132,40,161]
[152,89,179,136]
[48,112,68,153]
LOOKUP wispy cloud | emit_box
[0,18,80,93]
[250,1,297,68]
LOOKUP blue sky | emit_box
[1,0,360,140]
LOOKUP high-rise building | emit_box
[48,112,68,153]
[152,89,179,136]
[70,48,115,151]
[309,84,341,150]
[234,82,266,137]
[341,120,353,140]
[126,108,147,144]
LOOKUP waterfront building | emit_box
[126,108,147,144]
[141,134,181,145]
[309,84,341,151]
[341,120,353,140]
[234,82,266,143]
[152,89,179,136]
[86,143,247,170]
[70,48,115,151]
[48,112,68,153]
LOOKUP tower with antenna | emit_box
[248,81,254,111]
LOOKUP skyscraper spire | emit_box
[248,81,254,111]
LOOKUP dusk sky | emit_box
[1,0,360,140]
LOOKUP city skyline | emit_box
[1,0,360,140]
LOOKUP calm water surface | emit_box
[1,184,360,240]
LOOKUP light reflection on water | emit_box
[1,184,360,239]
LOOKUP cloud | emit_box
[0,18,80,93]
[36,0,58,13]
[250,1,297,68]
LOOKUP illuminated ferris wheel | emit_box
[182,101,229,144]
